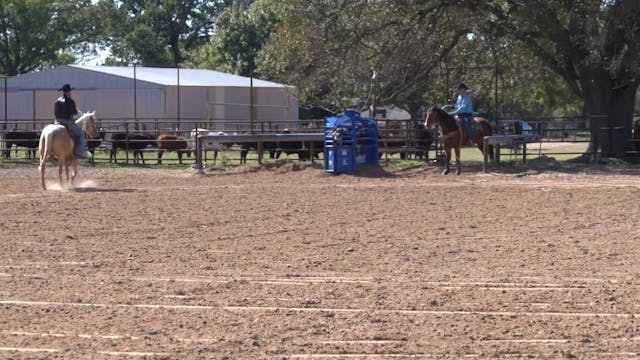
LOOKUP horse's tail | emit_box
[38,131,47,164]
[475,118,494,158]
[38,128,55,165]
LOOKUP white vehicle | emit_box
[498,120,540,142]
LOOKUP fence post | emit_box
[125,122,130,164]
[195,133,204,174]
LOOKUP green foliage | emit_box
[459,0,640,156]
[253,1,579,119]
[188,0,275,76]
[104,0,241,66]
[257,1,468,117]
[442,37,582,118]
[0,0,105,75]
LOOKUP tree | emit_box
[464,0,640,159]
[104,0,247,66]
[188,0,275,76]
[0,0,108,75]
[256,0,577,121]
[258,0,468,119]
[441,36,582,118]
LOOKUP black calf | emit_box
[2,130,40,159]
[110,132,156,164]
[239,141,278,163]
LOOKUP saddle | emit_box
[54,121,77,145]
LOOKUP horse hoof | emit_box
[442,169,449,175]
[456,169,461,175]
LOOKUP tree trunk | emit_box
[575,67,639,160]
[583,81,639,160]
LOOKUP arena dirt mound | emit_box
[221,159,324,174]
[522,155,562,170]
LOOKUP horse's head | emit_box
[76,111,99,139]
[424,107,439,128]
[424,107,454,129]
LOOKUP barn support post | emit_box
[125,122,130,164]
[177,65,181,131]
[3,77,7,131]
[133,64,138,131]
[32,90,36,130]
[250,75,254,134]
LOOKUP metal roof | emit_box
[70,65,289,88]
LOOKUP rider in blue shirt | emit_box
[449,83,474,145]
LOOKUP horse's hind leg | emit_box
[70,160,78,186]
[57,159,65,188]
[39,160,46,190]
[38,139,47,190]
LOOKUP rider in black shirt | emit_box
[54,84,86,158]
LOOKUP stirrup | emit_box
[75,151,90,159]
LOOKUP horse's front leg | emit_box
[449,132,461,175]
[64,161,71,188]
[70,159,78,186]
[57,160,65,188]
[455,145,461,175]
[442,144,451,175]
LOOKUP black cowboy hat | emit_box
[59,84,74,92]
[457,83,468,90]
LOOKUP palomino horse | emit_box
[425,107,493,175]
[38,111,99,190]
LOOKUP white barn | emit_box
[1,65,298,132]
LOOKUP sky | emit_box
[81,48,111,66]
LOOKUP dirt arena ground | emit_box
[1,159,640,359]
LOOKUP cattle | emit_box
[157,134,191,164]
[189,128,233,163]
[2,130,40,159]
[86,129,105,163]
[110,132,156,164]
[378,121,433,160]
[412,122,433,160]
[279,139,324,161]
[239,141,278,164]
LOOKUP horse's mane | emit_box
[429,107,452,119]
[428,106,459,134]
[75,111,96,127]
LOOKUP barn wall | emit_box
[0,88,167,129]
[3,66,299,132]
[8,65,159,90]
[0,91,35,130]
[202,86,298,131]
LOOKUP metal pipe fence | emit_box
[3,115,640,167]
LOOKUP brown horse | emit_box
[425,107,493,175]
[38,111,99,190]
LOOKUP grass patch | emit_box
[0,141,596,171]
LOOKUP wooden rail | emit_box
[194,133,324,172]
[483,135,538,173]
